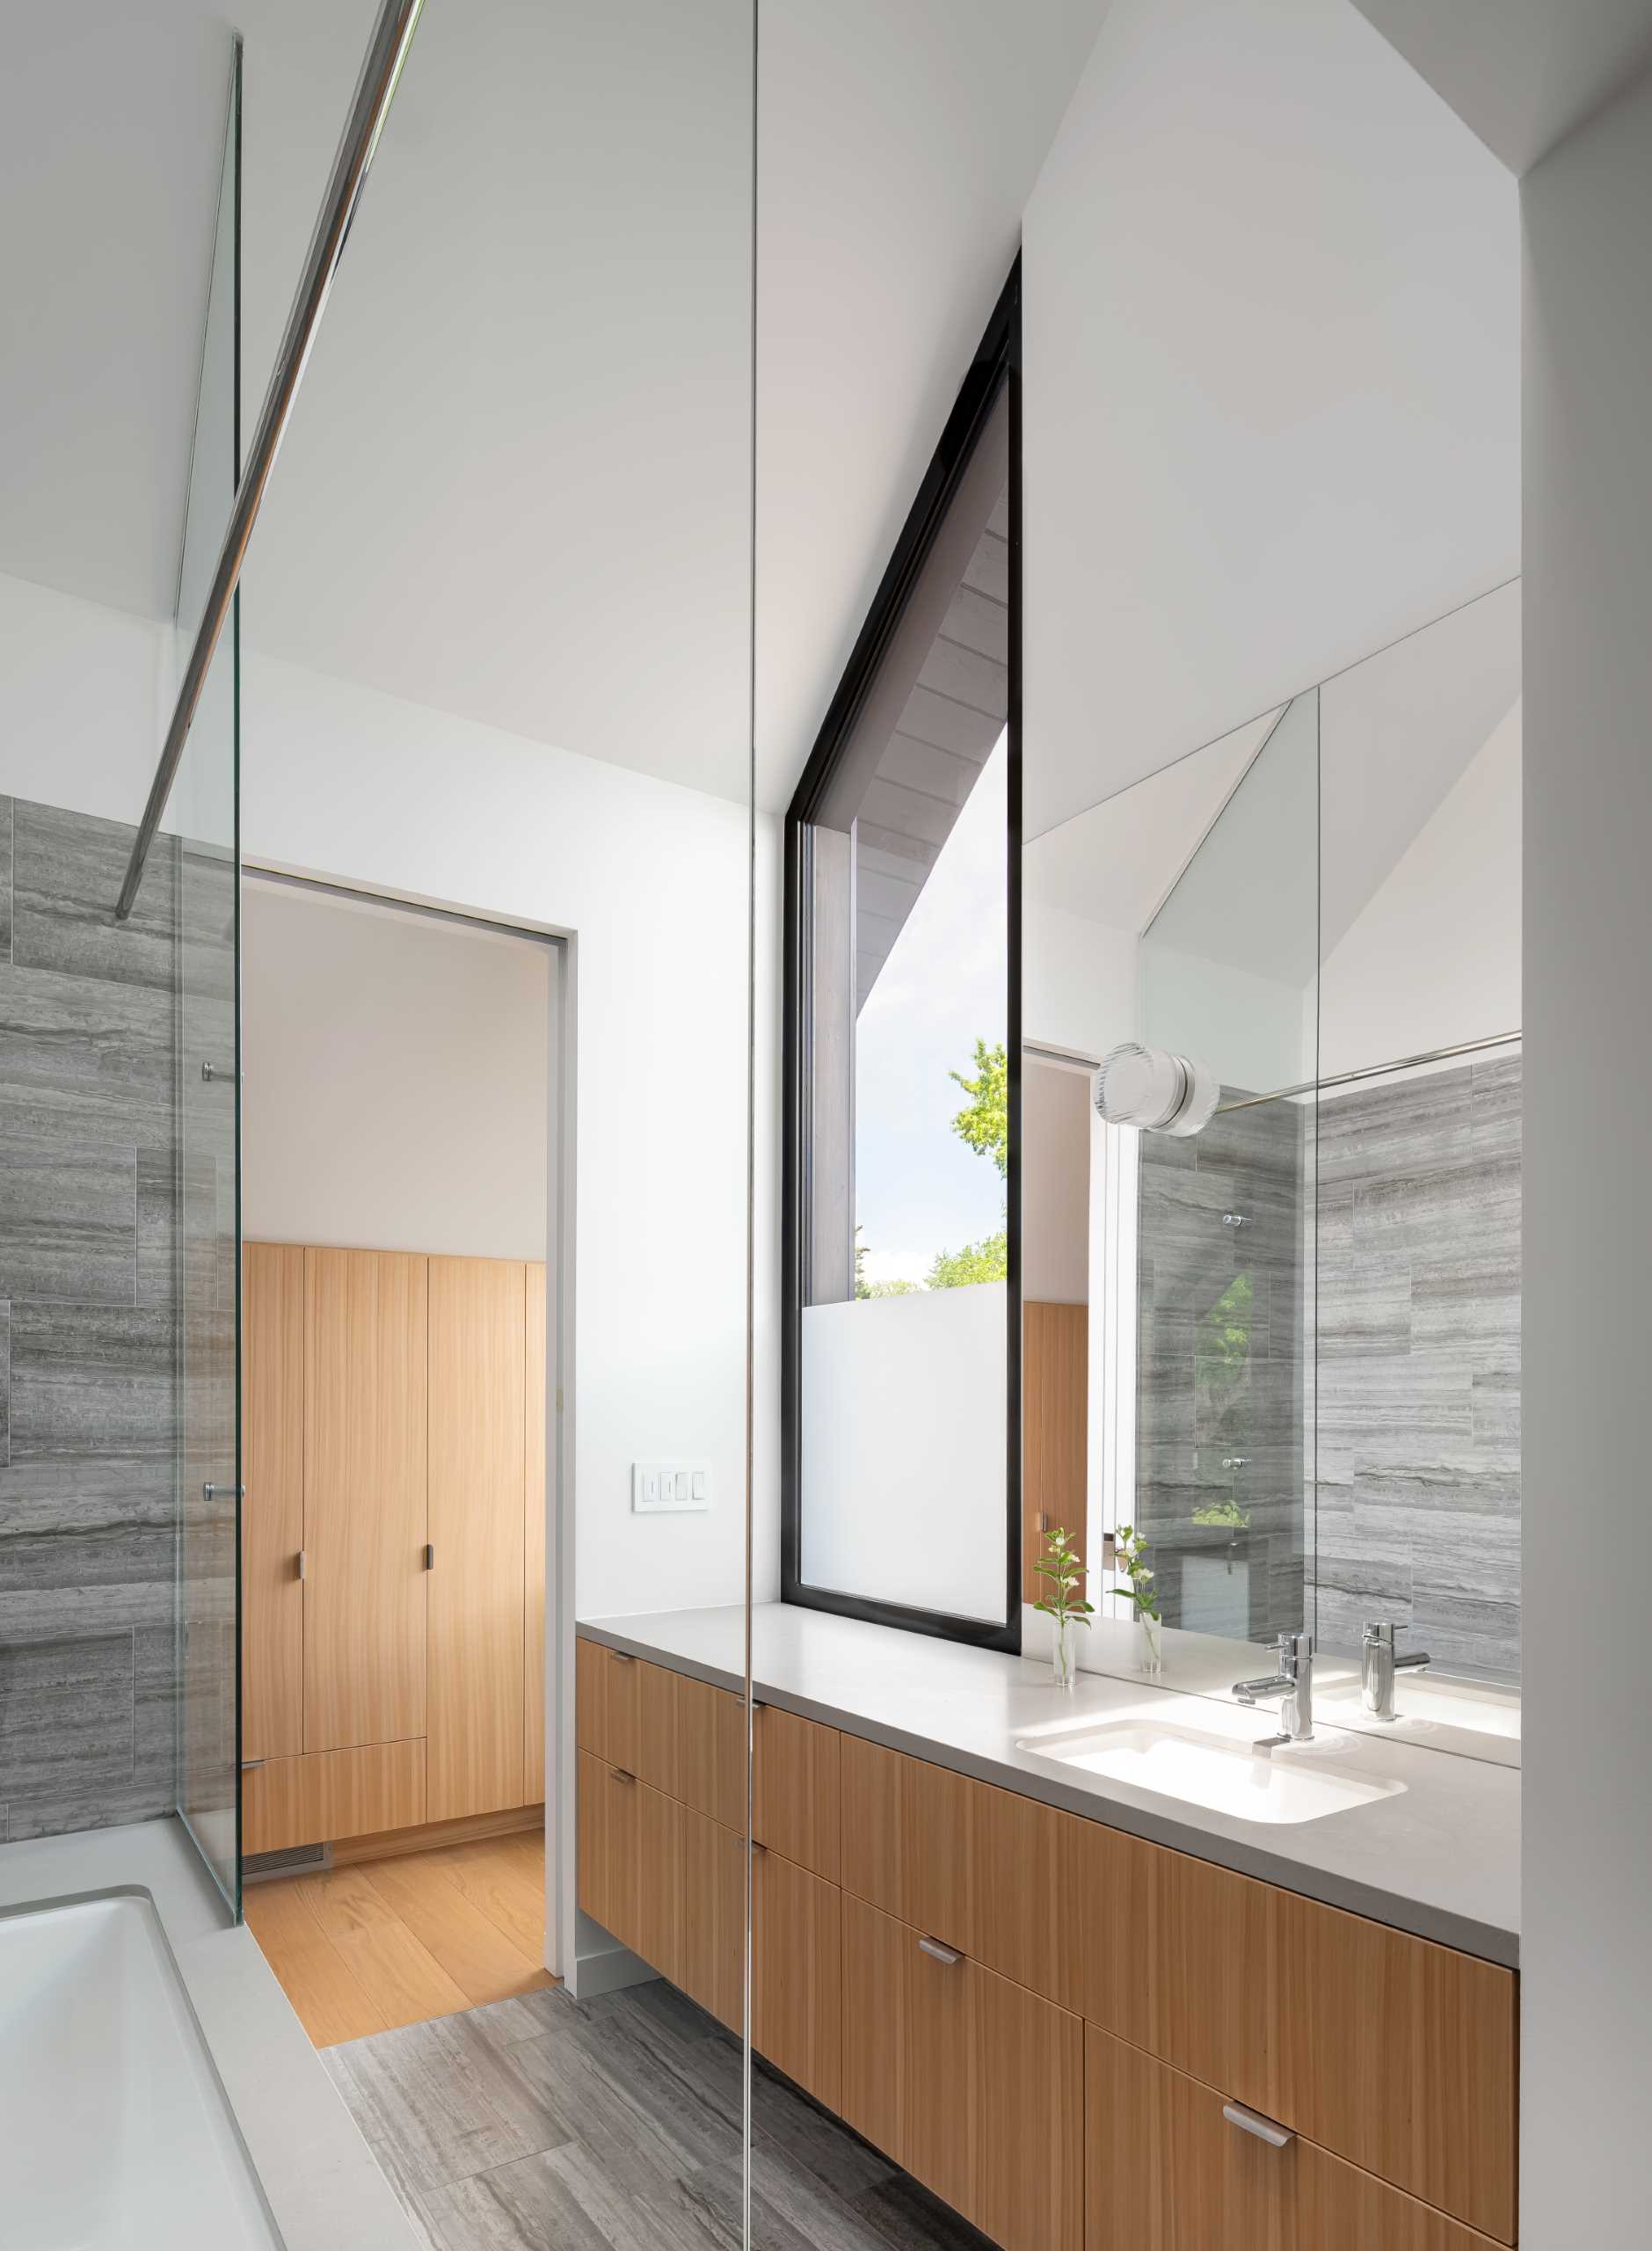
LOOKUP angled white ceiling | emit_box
[0,5,235,620]
[1022,0,1523,841]
[0,0,1107,815]
[1350,0,1652,173]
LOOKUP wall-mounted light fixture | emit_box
[1093,1042,1220,1138]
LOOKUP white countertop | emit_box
[0,1818,418,2251]
[579,1601,1520,1967]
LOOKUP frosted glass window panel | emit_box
[801,1286,1007,1622]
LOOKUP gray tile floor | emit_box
[324,1978,990,2251]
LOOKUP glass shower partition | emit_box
[171,47,243,1911]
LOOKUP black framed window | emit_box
[782,264,1020,1650]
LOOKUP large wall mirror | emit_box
[1022,579,1521,1764]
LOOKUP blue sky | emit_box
[855,736,1008,1286]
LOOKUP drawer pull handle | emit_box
[918,1936,962,1966]
[611,1767,637,1784]
[1223,2102,1293,2151]
[610,1650,635,1665]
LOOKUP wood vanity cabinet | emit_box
[1086,2024,1507,2250]
[242,1242,548,1855]
[838,1889,1083,2251]
[574,1641,1520,2251]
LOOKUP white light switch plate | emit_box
[631,1460,711,1513]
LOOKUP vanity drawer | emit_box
[753,1844,841,2110]
[679,1672,746,1831]
[243,1739,426,1854]
[1085,2022,1507,2250]
[576,1750,686,1985]
[575,1642,683,1796]
[753,1702,841,1882]
[841,1889,1082,2251]
[1068,1817,1517,2242]
[838,1733,973,1950]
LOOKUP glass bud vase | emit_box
[1138,1608,1163,1673]
[1052,1612,1076,1689]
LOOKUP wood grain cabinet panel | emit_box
[1066,1812,1273,2107]
[244,1740,426,1855]
[679,1673,746,1832]
[576,1749,608,1929]
[637,1659,683,1797]
[575,1637,607,1758]
[974,1962,1083,2251]
[902,1920,977,2220]
[840,1891,906,2162]
[838,1734,972,1949]
[631,1781,685,1986]
[242,1242,305,1761]
[838,1733,902,1917]
[427,1257,527,1822]
[601,1649,642,1773]
[523,1262,547,1803]
[753,1847,841,2111]
[969,1779,1078,2009]
[303,1249,428,1753]
[1272,1888,1517,2244]
[753,1704,840,1882]
[1086,2023,1505,2251]
[680,1807,746,2033]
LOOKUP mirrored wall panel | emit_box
[1023,582,1520,1761]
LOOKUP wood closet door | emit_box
[523,1261,548,1803]
[427,1256,527,1821]
[242,1242,305,1760]
[304,1249,428,1752]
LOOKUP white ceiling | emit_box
[1350,0,1652,173]
[7,1,1646,830]
[1022,0,1523,842]
[0,5,235,619]
[0,0,1105,815]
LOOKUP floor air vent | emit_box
[243,1840,333,1883]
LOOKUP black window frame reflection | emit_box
[780,261,1022,1651]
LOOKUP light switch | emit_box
[631,1460,712,1514]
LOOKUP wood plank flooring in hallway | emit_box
[323,1976,990,2251]
[244,1832,553,2045]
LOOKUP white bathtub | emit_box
[1,1890,282,2249]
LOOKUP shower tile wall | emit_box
[1136,1092,1310,1644]
[1312,1055,1522,1677]
[0,797,179,1840]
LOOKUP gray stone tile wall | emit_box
[1136,1090,1311,1645]
[0,797,180,1837]
[1311,1056,1521,1679]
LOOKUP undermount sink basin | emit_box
[1016,1718,1405,1826]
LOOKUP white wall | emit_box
[801,1285,1007,1623]
[0,570,171,817]
[238,645,777,1629]
[1319,699,1522,1078]
[1022,0,1519,838]
[1521,61,1652,2248]
[241,879,552,1261]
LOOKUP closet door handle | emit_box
[918,1936,962,1967]
[424,1543,435,1570]
[1222,2102,1293,2150]
[295,1549,307,1581]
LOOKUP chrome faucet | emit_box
[1233,1631,1314,1745]
[1361,1620,1430,1721]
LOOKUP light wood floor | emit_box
[244,1832,554,2048]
